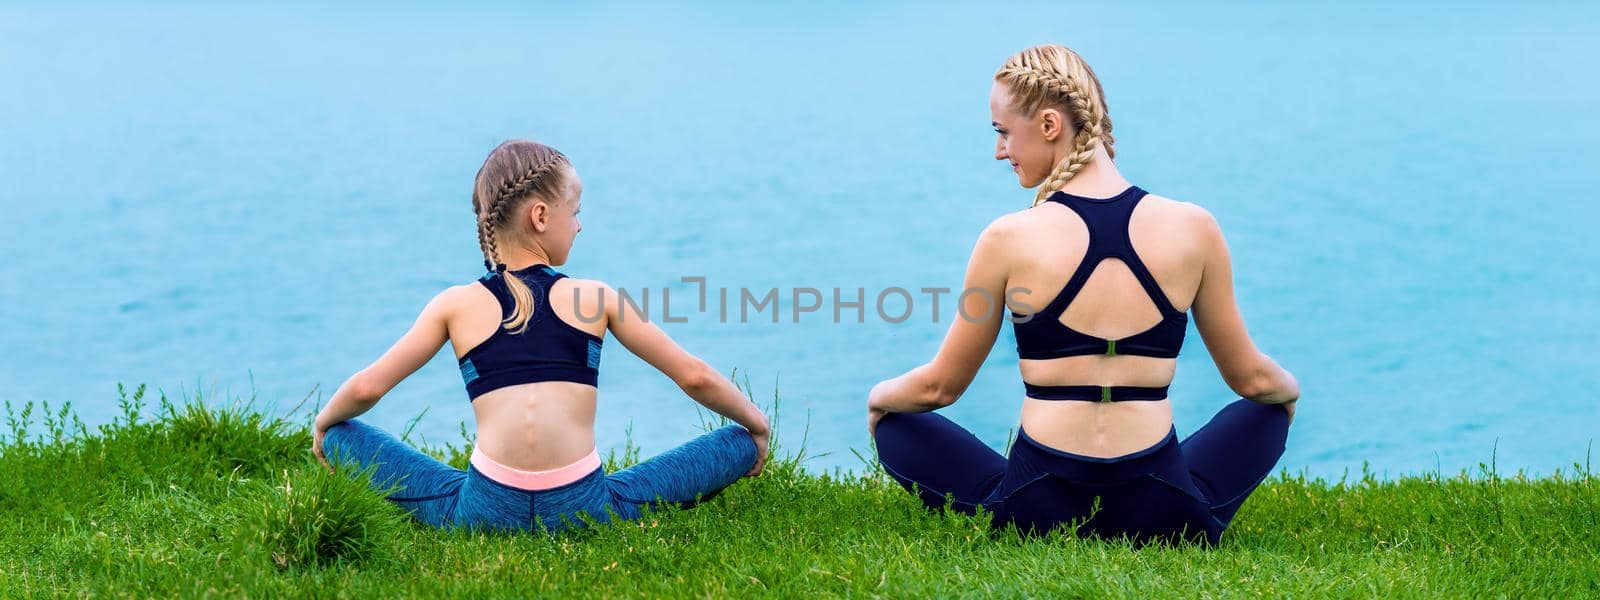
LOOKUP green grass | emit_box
[1,383,1596,598]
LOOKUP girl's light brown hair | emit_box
[472,140,572,334]
[994,44,1116,206]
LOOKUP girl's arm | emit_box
[591,280,771,475]
[867,219,1012,430]
[311,288,457,467]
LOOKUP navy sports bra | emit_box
[457,264,602,400]
[1010,186,1187,402]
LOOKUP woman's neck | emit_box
[1052,144,1129,198]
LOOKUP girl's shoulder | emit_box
[551,275,611,294]
[422,280,501,322]
[436,273,614,313]
[550,276,616,320]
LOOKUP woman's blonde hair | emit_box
[471,140,572,334]
[994,44,1116,206]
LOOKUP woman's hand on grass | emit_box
[866,379,892,436]
[867,407,888,436]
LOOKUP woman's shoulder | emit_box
[1139,191,1218,229]
[979,206,1038,243]
[1129,191,1225,250]
[980,189,1220,237]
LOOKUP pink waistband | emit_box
[470,446,601,491]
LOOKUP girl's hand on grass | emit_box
[311,423,333,473]
[745,426,770,477]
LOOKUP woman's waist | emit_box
[1017,354,1177,385]
[1018,399,1174,458]
[1009,421,1185,487]
[1018,357,1175,402]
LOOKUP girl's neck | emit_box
[496,245,552,271]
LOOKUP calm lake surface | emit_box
[3,2,1596,477]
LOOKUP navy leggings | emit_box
[874,399,1290,545]
[323,419,757,534]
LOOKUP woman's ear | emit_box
[1039,108,1065,143]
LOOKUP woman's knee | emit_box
[872,411,912,437]
[873,411,949,451]
[1227,398,1293,424]
[1223,398,1292,450]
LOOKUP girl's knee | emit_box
[323,418,370,441]
[714,425,759,469]
[322,419,356,454]
[322,418,388,464]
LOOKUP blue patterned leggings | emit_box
[323,419,758,534]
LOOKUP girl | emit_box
[312,140,770,533]
[867,44,1299,546]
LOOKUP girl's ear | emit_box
[527,201,550,233]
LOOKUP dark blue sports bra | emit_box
[458,264,602,400]
[1010,186,1187,402]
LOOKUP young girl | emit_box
[868,44,1299,546]
[312,140,771,533]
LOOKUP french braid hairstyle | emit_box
[471,140,572,334]
[994,44,1116,206]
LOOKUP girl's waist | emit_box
[470,445,601,491]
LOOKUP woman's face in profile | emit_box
[990,81,1055,189]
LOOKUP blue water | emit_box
[3,2,1597,478]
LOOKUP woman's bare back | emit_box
[1001,191,1213,456]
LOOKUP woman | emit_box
[867,44,1299,546]
[311,140,770,534]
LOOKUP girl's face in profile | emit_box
[541,169,584,266]
[989,82,1059,189]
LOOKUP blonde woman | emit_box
[312,140,770,533]
[867,44,1299,545]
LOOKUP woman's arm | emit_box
[311,288,457,468]
[1190,208,1299,405]
[592,280,771,475]
[867,219,1013,429]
